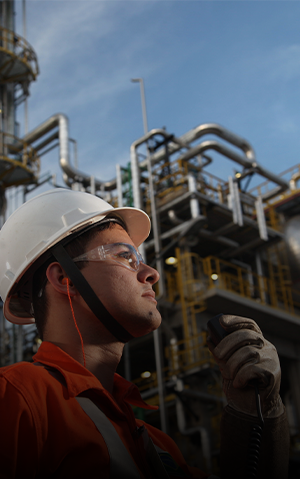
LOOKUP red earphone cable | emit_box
[66,278,86,368]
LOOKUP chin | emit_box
[129,312,162,338]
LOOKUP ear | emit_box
[46,262,76,296]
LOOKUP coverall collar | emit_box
[32,341,157,411]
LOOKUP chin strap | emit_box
[52,244,134,343]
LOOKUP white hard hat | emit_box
[0,188,150,325]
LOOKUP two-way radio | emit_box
[207,314,264,479]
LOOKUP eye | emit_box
[112,245,134,262]
[107,244,138,270]
[118,250,132,262]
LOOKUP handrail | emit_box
[131,331,213,393]
[167,249,297,318]
[136,124,289,201]
[203,255,295,314]
[0,131,39,173]
[249,163,300,200]
[0,26,39,80]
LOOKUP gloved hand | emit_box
[207,314,284,418]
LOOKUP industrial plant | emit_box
[0,0,300,475]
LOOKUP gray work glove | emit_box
[207,314,284,418]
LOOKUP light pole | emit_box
[131,78,149,136]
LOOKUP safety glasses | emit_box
[73,242,144,272]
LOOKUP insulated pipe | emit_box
[182,123,256,162]
[21,114,118,192]
[290,171,300,191]
[139,122,255,167]
[130,128,189,209]
[176,140,289,200]
[168,210,184,225]
[130,129,170,210]
[138,123,288,200]
[188,173,200,218]
[137,123,252,167]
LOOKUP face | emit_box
[78,224,161,338]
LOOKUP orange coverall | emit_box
[0,341,208,479]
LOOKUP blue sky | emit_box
[12,0,300,196]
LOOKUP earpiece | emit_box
[62,278,69,285]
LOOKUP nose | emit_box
[138,263,160,285]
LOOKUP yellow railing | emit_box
[132,332,214,395]
[166,251,298,319]
[249,164,300,201]
[203,255,296,314]
[175,248,207,342]
[0,132,40,176]
[143,156,228,209]
[0,26,39,81]
[132,249,299,399]
[133,370,161,393]
[165,331,213,375]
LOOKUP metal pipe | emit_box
[176,140,289,195]
[22,114,117,192]
[183,123,256,161]
[90,176,95,196]
[137,123,288,199]
[153,328,168,434]
[131,78,149,135]
[255,195,268,241]
[290,171,300,191]
[22,0,26,40]
[130,98,170,434]
[168,209,184,225]
[116,164,123,207]
[33,131,58,152]
[130,129,168,209]
[130,128,189,209]
[228,176,243,226]
[146,150,165,297]
[176,140,252,168]
[145,217,239,251]
[255,251,267,303]
[139,122,255,167]
[37,143,59,158]
[70,138,78,169]
[188,173,200,218]
[254,163,289,199]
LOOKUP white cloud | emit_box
[16,0,167,127]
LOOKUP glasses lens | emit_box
[108,243,139,271]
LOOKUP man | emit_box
[0,188,289,478]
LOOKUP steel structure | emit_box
[2,1,300,474]
[59,122,300,472]
[0,0,39,201]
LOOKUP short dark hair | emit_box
[32,221,123,340]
